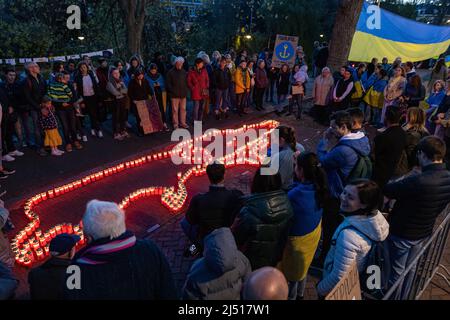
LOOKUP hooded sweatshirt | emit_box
[317,211,389,296]
[182,228,251,300]
[318,131,371,198]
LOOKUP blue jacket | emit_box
[287,183,323,236]
[363,73,377,90]
[427,90,445,107]
[318,132,371,198]
[146,74,165,92]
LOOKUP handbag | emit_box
[292,84,304,96]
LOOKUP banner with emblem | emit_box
[272,34,299,69]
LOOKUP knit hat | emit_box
[49,233,81,256]
[175,56,185,65]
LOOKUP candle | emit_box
[50,228,56,238]
[35,229,42,238]
[55,225,62,234]
[36,248,44,260]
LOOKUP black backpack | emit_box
[330,226,390,300]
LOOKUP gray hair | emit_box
[82,200,126,240]
[25,62,38,70]
[175,56,185,65]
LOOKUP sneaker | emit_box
[74,141,83,150]
[163,124,170,132]
[114,134,124,141]
[121,131,130,139]
[9,150,24,157]
[181,125,190,129]
[82,135,88,142]
[0,167,16,176]
[65,144,73,153]
[126,122,132,129]
[2,155,15,162]
[91,129,96,137]
[97,131,104,138]
[37,148,48,157]
[51,150,63,157]
[76,134,82,140]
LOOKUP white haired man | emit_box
[65,200,178,300]
[166,57,189,130]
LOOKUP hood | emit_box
[339,131,371,157]
[128,55,142,66]
[345,211,389,242]
[203,228,239,274]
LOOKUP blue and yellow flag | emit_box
[349,2,450,63]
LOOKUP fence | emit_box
[382,203,450,300]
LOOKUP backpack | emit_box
[330,225,390,300]
[339,144,373,184]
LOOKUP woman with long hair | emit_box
[278,152,329,300]
[381,66,406,124]
[403,74,426,108]
[403,107,430,169]
[427,58,448,94]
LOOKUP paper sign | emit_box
[325,261,362,300]
[272,34,299,68]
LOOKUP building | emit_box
[416,2,450,25]
[160,0,211,20]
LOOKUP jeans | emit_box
[1,111,17,154]
[254,87,265,110]
[276,94,288,112]
[180,217,199,244]
[388,234,425,300]
[236,92,248,113]
[193,100,204,122]
[112,98,128,134]
[215,88,229,113]
[266,79,276,102]
[171,98,187,128]
[57,109,77,144]
[84,95,101,131]
[21,110,43,148]
[290,94,304,117]
[288,278,307,300]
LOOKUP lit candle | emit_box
[55,225,62,234]
[36,248,44,260]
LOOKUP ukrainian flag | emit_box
[446,55,450,67]
[349,2,450,63]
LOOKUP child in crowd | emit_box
[39,96,64,156]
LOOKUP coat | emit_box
[278,183,323,281]
[0,262,17,300]
[403,127,429,169]
[313,75,334,106]
[373,125,408,188]
[384,163,450,241]
[317,211,389,297]
[128,78,153,102]
[182,228,251,300]
[255,67,269,89]
[22,74,47,111]
[232,190,294,270]
[234,67,251,94]
[74,71,100,99]
[187,68,209,101]
[65,235,178,300]
[166,67,188,99]
[0,207,14,269]
[213,67,231,91]
[28,257,72,300]
[317,131,371,199]
[185,186,244,242]
[277,72,291,95]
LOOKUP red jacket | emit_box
[187,68,209,101]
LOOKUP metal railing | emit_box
[382,204,450,300]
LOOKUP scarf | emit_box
[75,231,137,265]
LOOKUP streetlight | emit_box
[320,34,324,38]
[78,36,85,41]
[245,34,252,40]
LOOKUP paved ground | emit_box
[5,87,449,300]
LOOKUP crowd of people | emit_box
[0,42,450,300]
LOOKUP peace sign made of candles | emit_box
[11,120,280,267]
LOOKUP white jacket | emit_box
[317,211,389,297]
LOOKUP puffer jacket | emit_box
[317,211,389,297]
[317,131,371,198]
[182,228,251,300]
[232,190,294,270]
[0,207,14,269]
[106,69,128,100]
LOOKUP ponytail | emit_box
[296,152,329,208]
[278,126,297,151]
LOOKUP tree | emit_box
[118,0,151,57]
[327,0,364,71]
